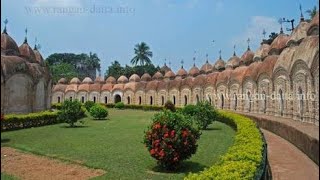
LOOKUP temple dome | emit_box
[164,70,175,79]
[94,76,104,84]
[106,76,116,84]
[1,32,20,56]
[287,21,309,46]
[19,42,36,63]
[254,44,270,61]
[200,61,213,74]
[269,33,290,55]
[307,12,319,36]
[117,75,129,84]
[82,77,93,84]
[152,71,163,80]
[57,78,67,84]
[240,49,254,66]
[226,55,240,69]
[129,74,141,82]
[177,67,187,77]
[141,73,152,81]
[70,77,81,84]
[188,65,200,77]
[214,58,226,71]
[33,49,45,66]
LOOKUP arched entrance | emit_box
[262,91,267,114]
[114,95,121,103]
[127,96,131,105]
[279,89,284,116]
[298,87,304,120]
[184,95,188,106]
[233,93,237,110]
[221,94,224,109]
[150,96,153,105]
[247,91,251,112]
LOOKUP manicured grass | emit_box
[1,173,19,180]
[1,109,235,179]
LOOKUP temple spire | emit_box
[193,50,196,66]
[24,28,28,44]
[279,18,284,34]
[164,58,167,66]
[233,45,236,56]
[219,50,222,59]
[247,38,251,51]
[3,18,8,34]
[299,4,305,21]
[180,59,184,68]
[206,53,209,63]
[34,37,38,50]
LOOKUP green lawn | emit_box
[1,109,235,180]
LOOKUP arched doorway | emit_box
[114,95,121,103]
[208,96,212,105]
[184,95,188,106]
[262,91,267,114]
[150,96,153,105]
[221,94,224,109]
[58,96,61,103]
[233,93,237,110]
[173,96,176,105]
[81,96,85,103]
[279,89,284,116]
[139,96,142,105]
[161,96,164,106]
[93,96,96,103]
[127,96,131,105]
[247,91,251,112]
[196,95,200,104]
[105,96,108,104]
[298,87,304,120]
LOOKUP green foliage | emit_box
[306,6,318,20]
[1,111,59,131]
[84,101,95,111]
[185,111,263,180]
[131,42,153,66]
[49,63,78,83]
[51,103,62,110]
[58,100,85,127]
[182,101,217,130]
[115,102,125,109]
[164,100,176,112]
[261,32,278,45]
[46,52,101,83]
[105,60,160,79]
[89,104,109,120]
[144,110,201,170]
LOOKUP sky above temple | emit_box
[1,0,318,74]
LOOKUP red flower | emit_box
[150,149,156,155]
[164,133,169,138]
[170,130,175,137]
[173,157,179,162]
[182,130,189,138]
[159,150,165,157]
[154,123,161,129]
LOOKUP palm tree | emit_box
[306,6,318,19]
[131,42,153,66]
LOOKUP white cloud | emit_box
[232,16,280,51]
[32,0,82,7]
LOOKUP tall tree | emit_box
[49,63,78,83]
[131,42,153,66]
[105,61,125,79]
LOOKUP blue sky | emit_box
[1,0,318,74]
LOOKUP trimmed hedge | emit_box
[185,111,264,180]
[1,111,59,131]
[51,103,62,110]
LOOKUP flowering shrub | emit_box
[144,110,200,170]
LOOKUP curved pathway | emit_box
[262,129,319,180]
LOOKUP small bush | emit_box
[181,105,198,117]
[115,102,125,109]
[164,100,176,112]
[89,104,109,119]
[51,103,62,110]
[144,110,201,170]
[84,101,95,111]
[58,100,85,127]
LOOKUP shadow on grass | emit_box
[204,127,221,131]
[151,161,207,174]
[1,138,10,143]
[60,125,89,128]
[92,118,109,121]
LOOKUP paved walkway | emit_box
[262,129,319,180]
[239,112,319,140]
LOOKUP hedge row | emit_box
[1,111,60,131]
[185,111,264,180]
[100,103,182,111]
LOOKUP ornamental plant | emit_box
[89,104,108,120]
[182,101,217,130]
[115,102,125,109]
[84,101,95,111]
[143,110,201,170]
[58,100,85,127]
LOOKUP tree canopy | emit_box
[261,32,278,45]
[131,42,153,66]
[45,52,101,84]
